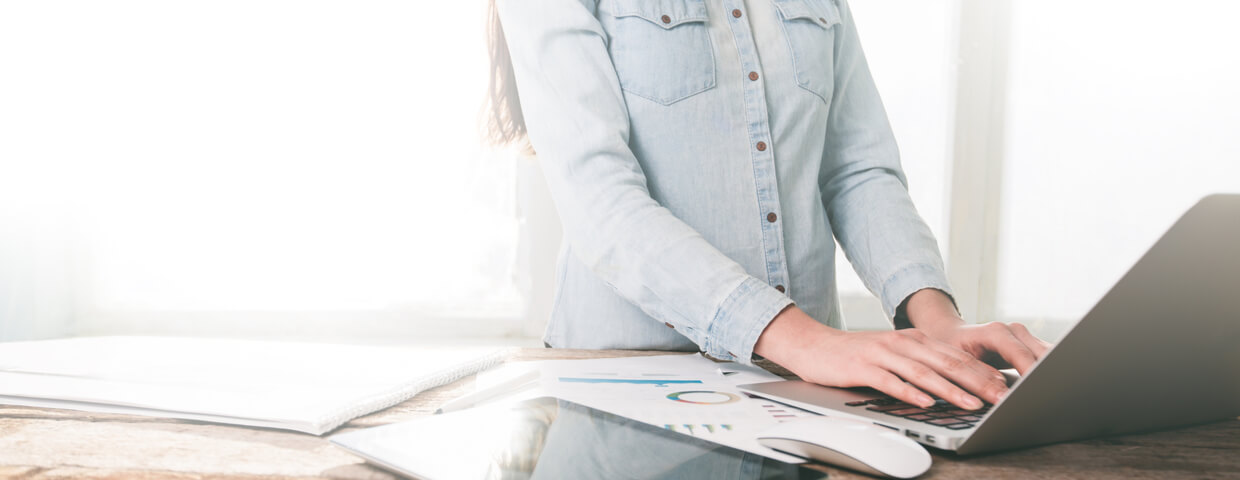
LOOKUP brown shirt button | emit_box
[775,285,786,293]
[732,9,742,18]
[748,71,759,81]
[756,141,767,151]
[767,212,778,223]
[661,14,671,24]
[819,17,828,24]
[665,322,675,329]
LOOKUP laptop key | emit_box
[946,423,975,430]
[867,404,914,412]
[886,408,928,416]
[844,401,868,407]
[906,414,935,421]
[926,412,956,418]
[958,415,982,422]
[927,418,966,426]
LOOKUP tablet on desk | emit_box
[330,397,829,479]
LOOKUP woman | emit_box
[486,0,1048,411]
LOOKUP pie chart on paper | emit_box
[666,391,740,405]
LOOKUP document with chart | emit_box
[537,354,816,463]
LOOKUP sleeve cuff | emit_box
[879,263,954,322]
[702,277,794,365]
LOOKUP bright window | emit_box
[0,1,524,338]
[996,0,1240,326]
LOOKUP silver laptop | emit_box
[740,193,1240,455]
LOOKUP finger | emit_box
[904,338,1009,406]
[984,323,1039,375]
[864,368,936,409]
[1009,323,1051,359]
[896,330,1007,400]
[880,351,985,410]
[904,330,1007,381]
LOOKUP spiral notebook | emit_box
[0,336,508,435]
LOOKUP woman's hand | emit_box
[902,289,1052,373]
[755,306,1010,410]
[919,323,1052,373]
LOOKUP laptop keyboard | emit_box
[845,397,989,430]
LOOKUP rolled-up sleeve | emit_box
[819,0,954,321]
[496,0,791,362]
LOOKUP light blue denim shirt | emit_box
[497,0,952,364]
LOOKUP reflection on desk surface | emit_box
[331,397,829,480]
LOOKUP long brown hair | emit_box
[482,0,531,153]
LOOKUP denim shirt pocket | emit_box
[773,0,842,103]
[606,0,716,105]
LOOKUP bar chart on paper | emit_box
[558,377,703,386]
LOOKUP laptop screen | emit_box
[331,397,830,479]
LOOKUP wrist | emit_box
[905,288,965,337]
[754,305,842,367]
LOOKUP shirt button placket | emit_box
[722,0,790,298]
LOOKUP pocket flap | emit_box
[612,0,709,29]
[773,0,841,27]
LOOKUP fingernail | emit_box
[917,394,934,407]
[962,395,983,410]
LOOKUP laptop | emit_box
[740,193,1240,455]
